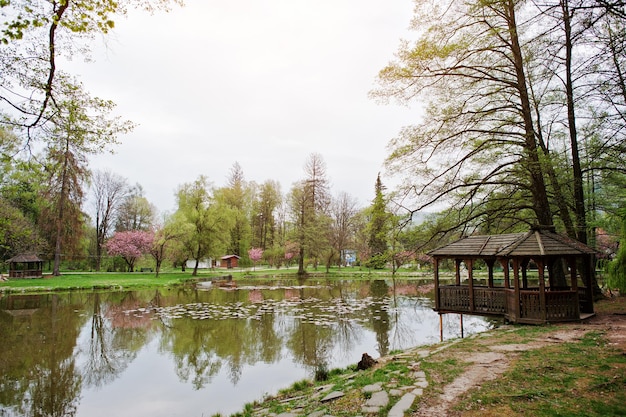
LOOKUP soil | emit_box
[412,296,626,417]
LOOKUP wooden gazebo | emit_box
[429,227,596,324]
[6,253,44,279]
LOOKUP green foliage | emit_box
[607,212,626,293]
[364,253,388,270]
[367,174,390,257]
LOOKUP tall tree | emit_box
[372,0,572,232]
[289,153,330,275]
[92,170,128,271]
[222,162,252,259]
[251,180,282,250]
[366,174,391,269]
[41,86,133,275]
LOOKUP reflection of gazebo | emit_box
[6,254,43,279]
[429,227,596,324]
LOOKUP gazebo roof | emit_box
[428,228,596,258]
[6,253,43,263]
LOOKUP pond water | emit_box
[0,278,492,417]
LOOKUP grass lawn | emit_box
[0,266,438,293]
[0,271,205,292]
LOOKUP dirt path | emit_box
[412,297,626,417]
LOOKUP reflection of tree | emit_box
[81,292,151,388]
[29,358,81,417]
[287,319,333,374]
[370,280,391,356]
[0,294,84,417]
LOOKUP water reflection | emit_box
[0,279,492,417]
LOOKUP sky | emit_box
[74,0,420,214]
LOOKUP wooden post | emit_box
[460,314,464,338]
[439,313,443,342]
[569,256,580,318]
[513,258,520,321]
[467,259,474,312]
[434,257,440,310]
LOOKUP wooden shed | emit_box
[429,227,596,324]
[220,255,240,269]
[6,254,44,279]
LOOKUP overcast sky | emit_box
[75,0,420,214]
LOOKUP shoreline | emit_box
[227,296,626,417]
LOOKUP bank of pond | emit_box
[0,278,493,417]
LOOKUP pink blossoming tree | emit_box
[106,230,154,272]
[248,247,263,271]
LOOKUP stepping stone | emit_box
[362,405,380,414]
[362,382,383,393]
[365,390,389,408]
[320,391,344,403]
[389,388,404,396]
[414,379,429,388]
[387,392,416,417]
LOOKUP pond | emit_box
[0,278,493,417]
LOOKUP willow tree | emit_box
[175,176,235,276]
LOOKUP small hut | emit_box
[6,254,44,279]
[220,255,240,269]
[428,227,596,324]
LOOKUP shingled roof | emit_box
[6,253,43,263]
[428,228,596,258]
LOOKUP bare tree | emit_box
[329,192,358,269]
[92,170,128,271]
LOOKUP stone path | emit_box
[253,348,435,417]
[246,298,626,417]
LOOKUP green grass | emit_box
[457,330,626,416]
[0,266,438,294]
[0,271,200,292]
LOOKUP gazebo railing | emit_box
[9,269,43,278]
[438,285,579,322]
[437,285,506,315]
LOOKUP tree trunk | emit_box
[505,0,553,227]
[298,246,305,276]
[53,141,71,276]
